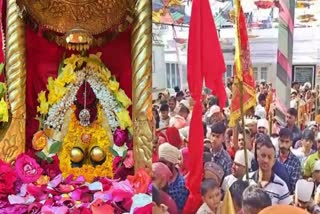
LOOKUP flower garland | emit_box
[37,53,132,133]
[34,53,134,182]
[59,105,113,182]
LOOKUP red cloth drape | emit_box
[184,0,226,213]
[26,26,132,151]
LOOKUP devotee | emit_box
[159,104,170,128]
[304,132,320,178]
[257,118,269,134]
[222,149,253,192]
[169,106,188,129]
[251,133,291,191]
[242,185,272,214]
[168,96,178,117]
[206,105,222,126]
[312,160,320,188]
[152,185,170,214]
[176,91,184,103]
[152,162,179,214]
[277,128,301,193]
[292,129,315,169]
[259,205,310,214]
[158,143,189,211]
[203,161,225,186]
[229,180,250,214]
[248,140,290,205]
[196,178,222,214]
[255,93,267,119]
[293,179,316,213]
[210,122,232,175]
[286,108,302,147]
[153,106,160,129]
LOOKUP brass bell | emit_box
[90,146,106,162]
[70,147,84,163]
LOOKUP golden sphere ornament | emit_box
[70,147,84,163]
[90,147,106,162]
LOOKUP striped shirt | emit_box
[246,171,291,205]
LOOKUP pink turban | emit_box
[152,162,172,183]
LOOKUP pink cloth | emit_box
[160,190,179,214]
[152,162,172,183]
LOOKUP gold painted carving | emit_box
[131,0,152,171]
[0,0,26,164]
[17,0,130,35]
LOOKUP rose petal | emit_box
[70,176,85,185]
[130,193,152,213]
[56,184,74,193]
[8,194,35,205]
[26,184,44,197]
[27,202,42,214]
[71,189,83,201]
[19,184,28,197]
[88,182,103,191]
[64,174,74,184]
[81,193,93,203]
[48,174,63,188]
[91,199,114,214]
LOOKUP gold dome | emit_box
[17,0,132,35]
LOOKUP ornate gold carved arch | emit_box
[1,0,152,171]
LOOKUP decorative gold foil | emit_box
[131,0,153,171]
[16,0,129,35]
[0,0,27,164]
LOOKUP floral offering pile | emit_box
[0,154,152,214]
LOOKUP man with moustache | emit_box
[247,140,290,205]
[277,128,301,193]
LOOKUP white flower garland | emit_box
[45,67,123,132]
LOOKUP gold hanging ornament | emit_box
[64,28,93,51]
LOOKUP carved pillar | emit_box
[0,0,26,163]
[131,0,152,171]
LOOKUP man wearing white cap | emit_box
[206,105,222,125]
[221,149,253,192]
[294,179,315,212]
[257,118,269,134]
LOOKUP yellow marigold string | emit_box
[59,105,113,182]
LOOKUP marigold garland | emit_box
[59,105,113,182]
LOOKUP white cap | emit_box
[313,160,320,172]
[291,89,297,94]
[180,100,190,109]
[255,107,266,119]
[158,143,181,164]
[234,149,253,169]
[304,82,311,89]
[179,126,189,140]
[316,133,320,141]
[257,118,269,130]
[207,105,221,117]
[295,179,314,202]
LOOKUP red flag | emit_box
[184,0,226,213]
[228,1,256,127]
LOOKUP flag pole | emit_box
[239,81,249,180]
[235,0,249,180]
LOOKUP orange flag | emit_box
[229,0,256,127]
